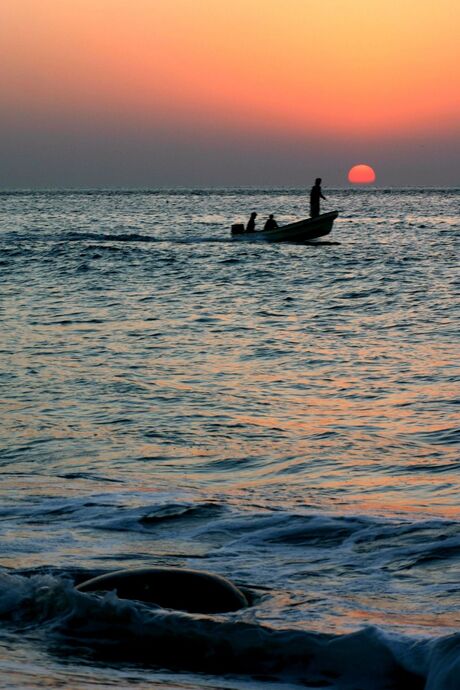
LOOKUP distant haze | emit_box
[1,0,459,188]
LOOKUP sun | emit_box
[348,164,376,184]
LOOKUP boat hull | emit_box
[232,211,338,242]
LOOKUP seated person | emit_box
[246,212,257,232]
[263,214,278,231]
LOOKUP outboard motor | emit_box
[231,223,245,235]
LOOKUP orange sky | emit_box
[1,0,459,137]
[0,0,459,186]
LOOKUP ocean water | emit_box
[0,188,459,690]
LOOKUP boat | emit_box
[231,211,338,242]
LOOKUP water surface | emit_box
[0,189,459,689]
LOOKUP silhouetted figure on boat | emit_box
[310,178,326,218]
[246,212,257,232]
[263,214,278,231]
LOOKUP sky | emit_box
[0,0,459,188]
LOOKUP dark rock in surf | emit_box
[76,567,248,613]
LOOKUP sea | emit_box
[0,188,459,690]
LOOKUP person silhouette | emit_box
[246,212,257,232]
[263,214,278,231]
[310,178,326,218]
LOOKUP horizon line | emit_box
[1,186,460,193]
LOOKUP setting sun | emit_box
[348,164,376,184]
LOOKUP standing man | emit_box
[310,178,326,218]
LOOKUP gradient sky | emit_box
[1,0,459,187]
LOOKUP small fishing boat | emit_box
[231,211,338,242]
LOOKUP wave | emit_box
[4,498,460,575]
[0,571,458,689]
